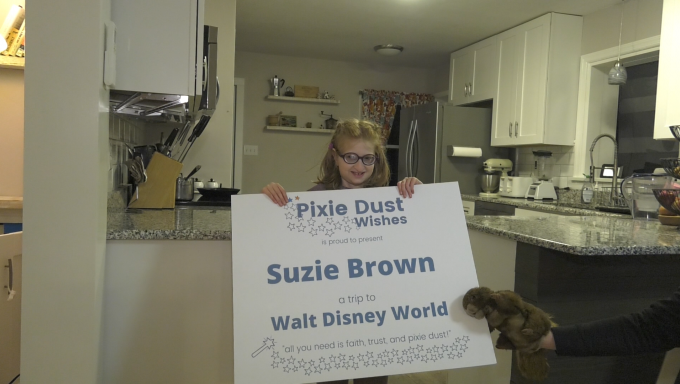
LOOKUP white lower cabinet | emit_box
[0,233,21,384]
[462,200,475,216]
[491,13,582,147]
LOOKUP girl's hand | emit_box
[397,177,422,198]
[262,182,288,206]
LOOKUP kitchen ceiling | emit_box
[236,0,623,68]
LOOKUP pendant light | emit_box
[608,0,628,85]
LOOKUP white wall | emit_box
[235,51,442,194]
[0,0,25,197]
[581,0,663,55]
[22,1,110,384]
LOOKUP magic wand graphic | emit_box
[251,337,276,358]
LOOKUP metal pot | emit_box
[175,175,194,201]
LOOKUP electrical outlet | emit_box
[244,145,259,156]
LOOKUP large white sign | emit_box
[231,183,495,383]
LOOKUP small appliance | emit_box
[480,158,513,198]
[525,150,558,201]
[499,176,534,198]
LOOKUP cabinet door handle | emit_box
[468,83,472,96]
[515,122,518,137]
[509,122,513,137]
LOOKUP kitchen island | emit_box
[106,207,680,384]
[464,215,680,384]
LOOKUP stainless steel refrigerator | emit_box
[396,102,510,194]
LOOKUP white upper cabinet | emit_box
[654,0,680,140]
[491,13,582,147]
[112,0,205,96]
[449,36,498,106]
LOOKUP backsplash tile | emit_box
[108,114,145,194]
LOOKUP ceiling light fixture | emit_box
[374,44,404,56]
[608,0,627,85]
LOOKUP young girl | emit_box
[262,119,421,384]
[262,118,421,204]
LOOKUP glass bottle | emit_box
[581,174,594,204]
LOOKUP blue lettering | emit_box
[348,258,364,278]
[297,203,309,218]
[267,264,281,284]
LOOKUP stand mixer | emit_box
[480,159,513,198]
[525,150,558,201]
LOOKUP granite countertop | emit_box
[467,215,680,256]
[461,194,627,217]
[107,206,232,240]
[0,196,23,210]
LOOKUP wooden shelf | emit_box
[0,56,24,70]
[265,126,334,134]
[265,95,340,105]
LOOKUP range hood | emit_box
[110,91,189,122]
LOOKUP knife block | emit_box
[128,153,183,209]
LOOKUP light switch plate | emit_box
[244,145,258,156]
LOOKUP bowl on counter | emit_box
[658,214,680,226]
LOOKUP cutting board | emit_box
[128,153,183,209]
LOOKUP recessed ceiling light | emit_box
[374,44,404,56]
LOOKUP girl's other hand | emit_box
[397,177,422,198]
[262,182,288,206]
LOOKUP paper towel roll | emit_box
[446,146,482,158]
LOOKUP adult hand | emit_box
[397,177,422,198]
[262,182,288,207]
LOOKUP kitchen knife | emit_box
[179,115,211,163]
[170,120,194,159]
[164,127,179,147]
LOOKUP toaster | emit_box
[499,176,534,198]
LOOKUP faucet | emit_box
[589,134,621,205]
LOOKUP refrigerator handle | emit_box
[412,119,419,178]
[405,120,414,177]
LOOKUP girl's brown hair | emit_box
[315,119,390,189]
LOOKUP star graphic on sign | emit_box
[297,224,306,232]
[287,223,296,231]
[334,222,343,230]
[456,352,463,358]
[309,228,318,236]
[295,196,300,200]
[326,218,335,224]
[352,361,359,370]
[325,229,335,237]
[285,212,293,220]
[307,218,316,226]
[397,356,405,365]
[288,197,293,203]
[304,368,312,376]
[271,360,280,369]
[271,351,280,359]
[288,356,296,364]
[366,352,374,359]
[417,345,424,353]
[283,366,290,373]
[342,361,350,369]
[448,352,457,359]
[344,226,352,233]
[342,217,351,224]
[462,336,470,342]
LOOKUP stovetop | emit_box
[175,197,231,207]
